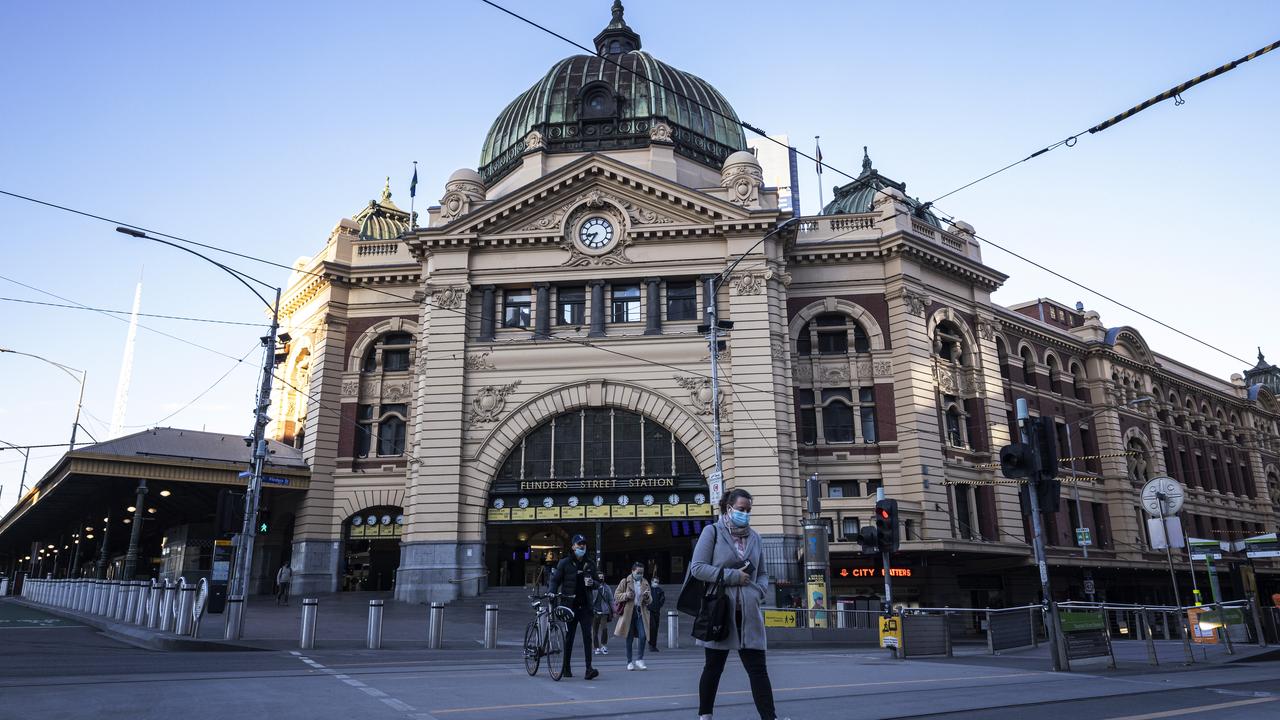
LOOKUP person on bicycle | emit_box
[548,534,599,680]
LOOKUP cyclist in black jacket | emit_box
[548,534,600,680]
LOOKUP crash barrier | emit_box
[899,612,950,657]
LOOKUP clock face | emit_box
[366,515,378,526]
[694,493,706,505]
[493,498,505,510]
[352,516,363,526]
[643,494,655,506]
[568,496,580,507]
[517,497,529,509]
[592,495,605,507]
[542,497,554,508]
[618,495,630,506]
[578,216,615,249]
[381,515,392,526]
[668,494,680,505]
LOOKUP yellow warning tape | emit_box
[942,476,1109,487]
[974,450,1136,470]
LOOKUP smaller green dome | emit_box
[353,178,411,241]
[821,148,943,229]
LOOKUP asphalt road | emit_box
[2,601,1278,720]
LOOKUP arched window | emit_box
[944,404,966,447]
[996,338,1010,380]
[1020,346,1036,385]
[495,408,700,481]
[362,331,413,373]
[1070,362,1086,401]
[1046,355,1061,394]
[1126,437,1150,484]
[934,321,967,365]
[796,313,870,356]
[355,403,408,457]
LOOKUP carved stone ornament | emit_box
[649,122,673,143]
[383,382,411,402]
[341,378,359,397]
[430,285,470,310]
[900,291,930,317]
[771,341,786,360]
[854,360,873,377]
[730,269,773,296]
[720,163,763,208]
[465,352,496,371]
[470,380,521,424]
[519,188,674,235]
[558,201,635,267]
[977,320,998,341]
[794,364,813,382]
[673,375,722,416]
[873,360,893,376]
[524,130,546,151]
[822,364,850,384]
[439,177,486,223]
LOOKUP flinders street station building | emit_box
[4,4,1278,610]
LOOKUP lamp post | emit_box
[115,226,281,639]
[0,440,29,508]
[0,349,88,451]
[699,217,800,503]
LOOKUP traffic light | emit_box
[856,526,880,555]
[875,499,899,553]
[1001,417,1061,512]
[214,489,243,538]
[1031,416,1059,482]
[999,443,1035,479]
[257,508,271,534]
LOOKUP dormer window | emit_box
[581,85,617,120]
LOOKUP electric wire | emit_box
[0,296,262,327]
[118,343,261,429]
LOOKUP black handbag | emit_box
[691,568,731,642]
[677,525,717,616]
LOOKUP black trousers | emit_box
[561,604,594,673]
[699,648,776,720]
[648,609,661,647]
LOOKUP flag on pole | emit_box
[815,136,823,175]
[409,164,418,198]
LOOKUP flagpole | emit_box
[409,160,418,229]
[814,135,824,212]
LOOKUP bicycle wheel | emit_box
[523,621,541,677]
[545,623,566,681]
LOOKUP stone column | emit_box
[533,283,550,338]
[643,278,662,335]
[479,286,496,342]
[588,280,606,338]
[290,312,348,595]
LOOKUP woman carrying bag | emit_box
[613,561,652,670]
[688,488,787,720]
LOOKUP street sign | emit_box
[1244,533,1280,559]
[261,476,290,486]
[1075,527,1092,547]
[764,609,797,627]
[879,615,902,649]
[1083,578,1096,596]
[1140,476,1184,517]
[1189,537,1223,561]
[707,470,723,508]
[1148,516,1185,549]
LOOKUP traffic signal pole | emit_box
[1017,399,1063,672]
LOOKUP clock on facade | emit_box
[493,498,505,510]
[592,495,605,507]
[517,497,529,509]
[542,497,554,508]
[578,216,614,249]
[352,516,363,526]
[366,515,377,526]
[618,494,630,506]
[668,493,680,505]
[380,515,392,525]
[643,494,655,506]
[568,496,580,507]
[694,493,706,505]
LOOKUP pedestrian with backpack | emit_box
[592,572,613,656]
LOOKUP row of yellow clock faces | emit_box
[494,492,707,511]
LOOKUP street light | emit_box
[0,348,89,451]
[114,225,282,640]
[0,440,29,507]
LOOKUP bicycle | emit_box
[524,592,574,680]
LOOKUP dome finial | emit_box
[595,0,641,54]
[861,146,873,175]
[381,176,392,202]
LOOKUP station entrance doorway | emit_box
[341,506,402,592]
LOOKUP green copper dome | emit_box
[478,1,747,183]
[821,148,944,229]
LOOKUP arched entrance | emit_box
[342,506,402,591]
[485,407,713,587]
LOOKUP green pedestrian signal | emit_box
[259,521,269,533]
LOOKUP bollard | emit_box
[484,604,498,649]
[159,580,176,632]
[427,602,444,649]
[224,596,244,640]
[147,581,161,628]
[175,583,196,636]
[367,600,385,650]
[134,582,151,625]
[300,598,318,650]
[667,610,679,649]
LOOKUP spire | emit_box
[861,146,873,175]
[381,176,393,203]
[594,0,641,55]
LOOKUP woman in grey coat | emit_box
[688,488,785,720]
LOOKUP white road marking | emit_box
[294,654,440,720]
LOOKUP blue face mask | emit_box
[573,548,586,559]
[730,509,751,527]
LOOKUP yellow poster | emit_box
[586,505,611,519]
[487,508,511,522]
[561,506,585,520]
[637,505,662,518]
[511,507,536,521]
[806,571,828,629]
[662,504,687,517]
[879,615,902,649]
[536,506,561,520]
[689,503,713,516]
[764,610,797,627]
[612,505,636,518]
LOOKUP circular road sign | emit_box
[1140,476,1185,517]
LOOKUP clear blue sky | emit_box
[2,0,1277,509]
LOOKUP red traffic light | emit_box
[877,508,890,520]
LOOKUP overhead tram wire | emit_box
[0,296,263,327]
[118,343,261,430]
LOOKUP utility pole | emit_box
[230,287,282,637]
[1014,399,1063,671]
[121,480,148,579]
[702,276,725,503]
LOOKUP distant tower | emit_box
[109,279,142,438]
